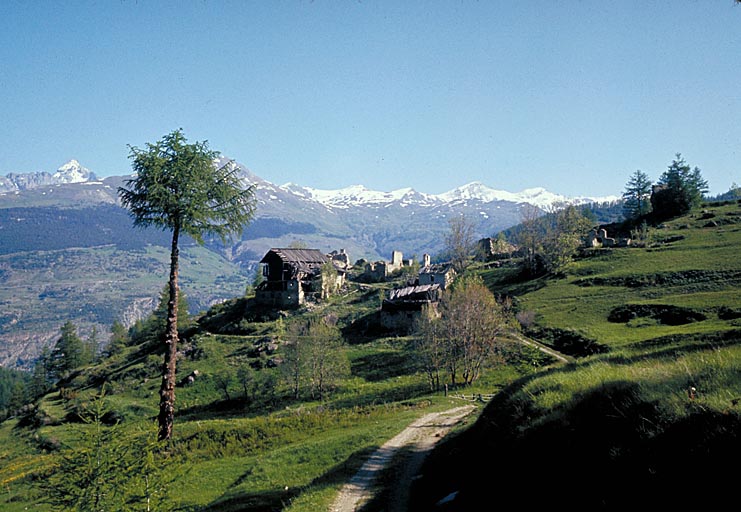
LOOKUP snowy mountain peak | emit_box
[53,160,96,184]
[282,183,427,209]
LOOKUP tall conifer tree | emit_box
[119,129,256,440]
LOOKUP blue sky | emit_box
[1,1,739,197]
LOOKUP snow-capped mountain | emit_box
[0,159,98,193]
[0,156,623,263]
[52,159,97,184]
[281,183,437,209]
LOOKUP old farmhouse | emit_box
[255,248,345,308]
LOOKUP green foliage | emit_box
[414,275,508,388]
[0,366,31,417]
[104,320,129,357]
[41,393,176,511]
[540,204,593,273]
[129,286,192,348]
[50,321,89,379]
[622,169,653,219]
[282,315,350,401]
[13,202,739,510]
[706,182,741,203]
[119,128,257,440]
[651,153,709,219]
[119,128,256,246]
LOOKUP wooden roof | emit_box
[260,248,329,265]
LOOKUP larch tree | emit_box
[514,203,544,277]
[50,321,87,379]
[413,304,446,392]
[118,129,256,441]
[540,203,593,274]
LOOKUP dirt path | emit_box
[330,405,476,512]
[508,332,572,363]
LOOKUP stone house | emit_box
[418,254,456,290]
[255,248,345,308]
[585,228,631,248]
[477,237,519,261]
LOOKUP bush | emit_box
[525,326,608,357]
[608,304,707,326]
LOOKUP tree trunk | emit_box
[157,223,180,441]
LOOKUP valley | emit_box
[0,159,621,368]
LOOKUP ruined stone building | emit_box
[418,253,456,290]
[585,228,631,248]
[477,237,519,261]
[362,250,414,282]
[379,254,459,331]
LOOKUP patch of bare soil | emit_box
[330,405,476,512]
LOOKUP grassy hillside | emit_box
[1,201,739,511]
[410,201,741,510]
[0,271,545,511]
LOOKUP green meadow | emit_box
[2,201,740,511]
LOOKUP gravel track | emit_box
[330,405,476,512]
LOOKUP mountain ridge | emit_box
[2,158,620,210]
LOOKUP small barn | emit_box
[381,283,442,331]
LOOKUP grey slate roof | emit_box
[419,263,455,275]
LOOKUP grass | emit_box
[0,269,531,511]
[409,203,741,510]
[3,202,740,511]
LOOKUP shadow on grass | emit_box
[410,378,741,511]
[351,351,418,382]
[196,445,380,512]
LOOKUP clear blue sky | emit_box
[1,0,739,197]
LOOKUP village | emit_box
[253,225,632,332]
[254,247,453,327]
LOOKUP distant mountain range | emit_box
[0,158,621,368]
[0,158,621,264]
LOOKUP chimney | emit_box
[423,253,431,267]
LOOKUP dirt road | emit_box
[330,405,476,512]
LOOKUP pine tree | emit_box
[50,321,86,379]
[622,169,653,219]
[105,320,129,357]
[651,154,709,219]
[31,347,54,398]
